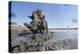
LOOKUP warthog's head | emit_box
[28,9,45,26]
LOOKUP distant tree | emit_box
[72,19,77,23]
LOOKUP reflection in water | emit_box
[49,30,78,49]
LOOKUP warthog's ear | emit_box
[27,16,33,19]
[28,16,32,18]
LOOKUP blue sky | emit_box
[10,1,78,28]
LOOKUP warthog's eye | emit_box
[38,21,41,23]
